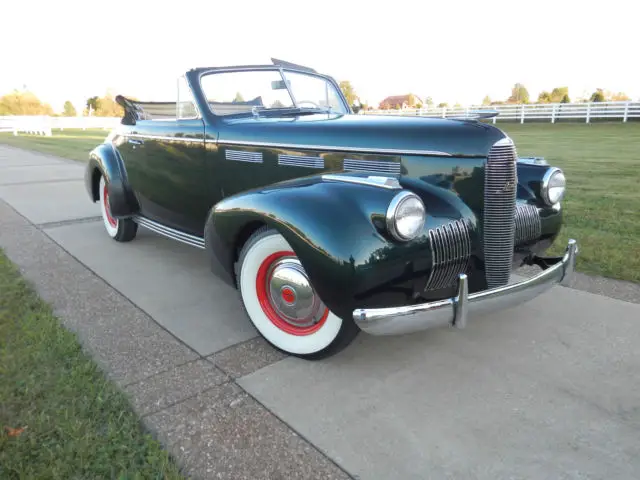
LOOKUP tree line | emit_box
[0,90,124,117]
[338,81,633,111]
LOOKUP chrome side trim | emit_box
[424,219,471,291]
[514,204,542,245]
[134,216,205,249]
[344,159,402,174]
[278,154,324,168]
[321,174,402,189]
[218,139,451,157]
[225,149,263,163]
[128,134,204,143]
[353,239,578,336]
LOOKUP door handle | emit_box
[128,138,144,145]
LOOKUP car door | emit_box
[122,78,209,236]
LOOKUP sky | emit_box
[2,0,638,113]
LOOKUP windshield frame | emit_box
[195,66,350,119]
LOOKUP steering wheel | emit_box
[297,100,321,108]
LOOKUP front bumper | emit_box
[353,239,578,336]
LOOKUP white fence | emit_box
[364,101,640,123]
[0,116,121,136]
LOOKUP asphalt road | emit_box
[1,144,639,480]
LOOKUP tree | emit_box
[508,83,530,104]
[0,90,54,115]
[482,95,491,105]
[609,92,631,101]
[560,94,570,103]
[339,80,358,105]
[63,100,76,117]
[86,96,100,114]
[233,92,245,103]
[537,91,552,103]
[590,88,605,102]
[425,97,434,107]
[437,102,448,108]
[550,87,569,103]
[86,94,123,117]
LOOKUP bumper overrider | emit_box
[353,239,578,336]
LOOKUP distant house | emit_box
[379,94,424,110]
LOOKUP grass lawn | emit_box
[0,129,108,162]
[498,122,640,283]
[1,124,638,282]
[0,250,184,479]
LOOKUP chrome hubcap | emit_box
[267,258,326,328]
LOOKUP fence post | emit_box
[520,105,525,124]
[441,107,446,118]
[624,102,629,122]
[586,103,591,123]
[551,104,556,124]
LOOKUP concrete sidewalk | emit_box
[1,144,639,480]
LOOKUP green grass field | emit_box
[1,124,638,282]
[0,250,184,479]
[498,123,640,282]
[0,129,108,162]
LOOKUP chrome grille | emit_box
[514,204,541,245]
[483,138,518,288]
[424,219,472,291]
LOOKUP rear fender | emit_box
[85,143,139,217]
[204,177,427,320]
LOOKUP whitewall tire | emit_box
[238,228,359,359]
[99,176,137,242]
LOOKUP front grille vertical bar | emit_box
[483,138,518,288]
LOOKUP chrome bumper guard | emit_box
[353,239,578,336]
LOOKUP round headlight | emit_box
[386,191,426,241]
[541,167,566,205]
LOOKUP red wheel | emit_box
[98,176,137,242]
[238,227,359,359]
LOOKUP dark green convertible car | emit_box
[85,59,578,359]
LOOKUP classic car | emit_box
[85,58,578,359]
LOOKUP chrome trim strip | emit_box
[278,154,324,168]
[218,139,451,157]
[353,239,578,336]
[225,149,263,163]
[321,174,402,189]
[344,159,402,174]
[134,216,205,249]
[128,134,204,143]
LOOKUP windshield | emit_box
[199,69,348,117]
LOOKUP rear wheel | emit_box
[99,176,137,242]
[238,227,359,359]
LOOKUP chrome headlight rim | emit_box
[386,191,426,241]
[541,167,566,205]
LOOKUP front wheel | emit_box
[99,176,137,242]
[238,227,359,359]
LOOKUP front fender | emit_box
[204,177,435,320]
[85,143,139,217]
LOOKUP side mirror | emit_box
[351,99,362,114]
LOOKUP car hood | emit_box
[218,113,507,158]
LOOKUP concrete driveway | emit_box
[1,144,639,480]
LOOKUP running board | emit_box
[133,216,205,249]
